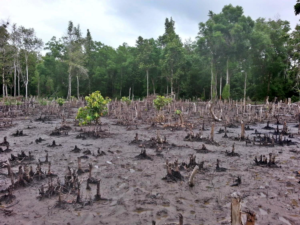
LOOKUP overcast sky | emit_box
[1,0,299,49]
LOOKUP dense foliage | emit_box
[153,95,172,111]
[1,4,300,101]
[76,91,111,125]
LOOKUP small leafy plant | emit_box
[56,98,65,106]
[39,99,47,106]
[153,95,172,111]
[175,109,182,115]
[76,91,111,125]
[4,100,12,106]
[121,96,131,105]
[222,84,230,100]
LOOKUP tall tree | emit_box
[84,29,94,94]
[10,24,21,97]
[19,26,43,99]
[136,37,155,97]
[63,21,88,99]
[198,12,225,100]
[159,18,184,96]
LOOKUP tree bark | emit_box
[14,59,16,97]
[17,64,20,96]
[68,66,72,99]
[211,61,213,100]
[25,54,29,99]
[220,76,222,100]
[88,76,91,94]
[152,78,155,95]
[167,84,168,96]
[267,73,271,96]
[231,197,242,225]
[171,68,173,95]
[120,69,123,97]
[77,75,79,99]
[2,66,5,97]
[18,71,20,96]
[226,57,229,84]
[210,60,217,101]
[37,75,40,97]
[146,69,149,97]
[244,71,247,107]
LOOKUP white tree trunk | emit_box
[25,54,29,99]
[14,59,16,97]
[226,57,229,85]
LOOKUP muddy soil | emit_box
[1,108,300,225]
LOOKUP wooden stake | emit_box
[231,196,241,225]
[210,122,215,141]
[241,120,245,140]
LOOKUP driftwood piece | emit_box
[188,165,199,187]
[231,195,241,225]
[209,104,222,121]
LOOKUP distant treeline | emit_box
[1,4,300,101]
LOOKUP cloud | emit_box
[1,0,299,51]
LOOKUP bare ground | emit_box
[1,110,300,225]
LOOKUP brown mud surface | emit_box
[1,102,300,225]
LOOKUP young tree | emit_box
[136,37,155,97]
[10,24,21,97]
[198,12,224,100]
[0,21,11,97]
[84,29,94,94]
[63,21,88,99]
[19,26,43,99]
[159,18,184,96]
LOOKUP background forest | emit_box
[1,4,300,101]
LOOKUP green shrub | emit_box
[121,96,131,105]
[222,84,230,100]
[291,95,299,103]
[4,100,12,106]
[39,99,47,106]
[56,98,65,106]
[175,109,182,115]
[76,91,111,125]
[153,96,172,111]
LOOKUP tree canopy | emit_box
[1,4,300,101]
